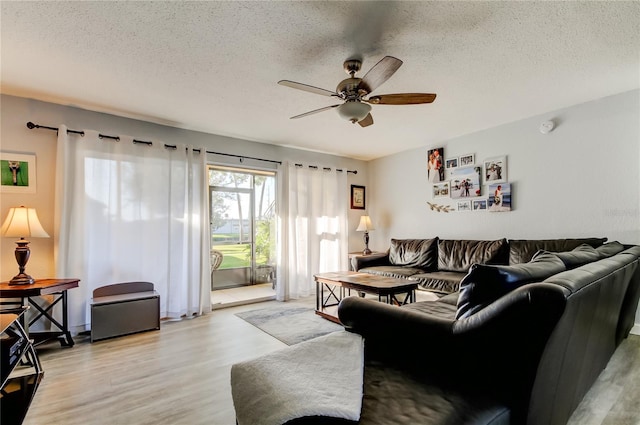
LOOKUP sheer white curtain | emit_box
[276,162,349,300]
[54,125,211,330]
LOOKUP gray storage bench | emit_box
[90,281,160,342]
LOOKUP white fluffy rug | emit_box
[231,330,364,425]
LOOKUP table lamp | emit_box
[1,206,49,285]
[356,215,375,255]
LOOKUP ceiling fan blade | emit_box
[278,80,338,97]
[290,104,341,119]
[366,93,437,105]
[358,56,403,94]
[358,113,374,127]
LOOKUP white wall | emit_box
[367,89,640,332]
[368,90,639,245]
[0,94,369,281]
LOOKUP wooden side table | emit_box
[0,278,80,347]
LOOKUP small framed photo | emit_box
[350,185,366,209]
[459,154,475,166]
[445,158,458,169]
[457,201,471,212]
[472,199,487,211]
[488,183,511,212]
[484,155,507,184]
[432,181,450,198]
[0,152,36,193]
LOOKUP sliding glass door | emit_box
[209,166,276,290]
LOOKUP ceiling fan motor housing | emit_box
[336,78,364,99]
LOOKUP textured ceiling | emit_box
[2,1,639,161]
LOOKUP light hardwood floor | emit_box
[23,297,640,425]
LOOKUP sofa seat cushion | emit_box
[358,266,424,279]
[533,244,600,269]
[389,238,438,270]
[354,361,511,425]
[401,299,457,319]
[456,252,566,319]
[508,237,607,264]
[438,239,509,273]
[409,271,466,294]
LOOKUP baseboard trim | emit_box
[630,324,640,336]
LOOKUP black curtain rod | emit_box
[294,163,357,174]
[26,122,283,165]
[27,122,358,173]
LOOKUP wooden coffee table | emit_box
[314,271,417,324]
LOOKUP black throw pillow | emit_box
[456,252,566,319]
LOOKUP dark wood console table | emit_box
[0,278,80,347]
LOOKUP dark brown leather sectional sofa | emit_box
[352,237,609,294]
[232,238,640,425]
[335,239,640,425]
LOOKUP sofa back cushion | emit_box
[438,239,508,273]
[389,238,438,271]
[456,252,566,319]
[508,237,607,264]
[532,244,600,269]
[595,241,625,258]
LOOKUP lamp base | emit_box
[9,273,35,285]
[362,230,372,255]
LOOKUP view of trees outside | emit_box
[209,168,276,279]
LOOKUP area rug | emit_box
[235,304,343,345]
[231,331,364,425]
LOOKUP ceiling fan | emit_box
[278,56,436,128]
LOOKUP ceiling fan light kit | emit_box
[278,55,436,128]
[338,101,372,123]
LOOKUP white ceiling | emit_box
[2,1,639,161]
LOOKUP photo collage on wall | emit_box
[427,148,511,212]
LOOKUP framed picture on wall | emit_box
[351,185,366,209]
[459,154,475,166]
[450,166,482,199]
[457,201,471,212]
[472,199,487,211]
[0,152,36,193]
[483,156,507,184]
[427,147,445,183]
[445,158,458,169]
[432,181,450,198]
[488,183,511,212]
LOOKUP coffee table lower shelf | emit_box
[314,271,417,324]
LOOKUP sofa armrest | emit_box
[351,251,390,271]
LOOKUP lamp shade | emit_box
[337,101,372,123]
[356,215,374,232]
[1,206,49,238]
